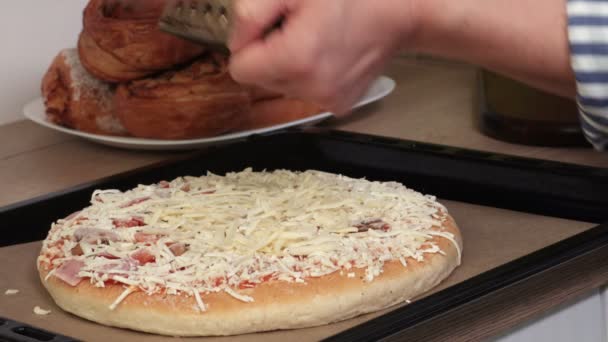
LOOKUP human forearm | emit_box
[228,0,577,112]
[409,0,576,98]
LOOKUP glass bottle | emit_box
[478,70,588,147]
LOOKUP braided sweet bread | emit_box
[115,53,251,139]
[41,0,323,140]
[42,49,127,136]
[78,0,205,82]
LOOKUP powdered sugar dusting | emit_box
[61,49,113,111]
[96,115,128,135]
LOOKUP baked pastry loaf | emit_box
[246,85,283,102]
[78,0,205,82]
[240,98,324,130]
[115,53,251,140]
[41,49,127,136]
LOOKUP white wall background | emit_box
[0,0,88,125]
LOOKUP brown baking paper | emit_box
[0,200,595,342]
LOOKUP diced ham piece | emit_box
[119,197,150,208]
[74,228,119,244]
[74,217,89,224]
[71,244,84,256]
[54,260,85,286]
[132,249,156,265]
[158,181,170,189]
[239,280,256,289]
[237,273,274,289]
[98,258,139,275]
[97,252,120,260]
[65,211,87,224]
[99,258,139,284]
[134,232,159,244]
[155,189,171,199]
[180,183,191,192]
[168,243,188,257]
[211,277,225,287]
[112,217,145,228]
[354,219,391,232]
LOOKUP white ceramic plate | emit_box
[23,76,395,151]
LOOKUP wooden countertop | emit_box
[1,57,607,340]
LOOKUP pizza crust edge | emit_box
[38,214,462,337]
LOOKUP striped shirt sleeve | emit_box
[567,0,608,150]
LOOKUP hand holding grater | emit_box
[159,0,282,51]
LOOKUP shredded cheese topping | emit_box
[34,306,51,315]
[4,289,19,295]
[38,169,460,312]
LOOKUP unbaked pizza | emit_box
[37,169,462,336]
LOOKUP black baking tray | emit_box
[1,129,607,342]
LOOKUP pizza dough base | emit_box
[38,215,462,337]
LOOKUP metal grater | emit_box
[159,0,283,51]
[159,0,234,50]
